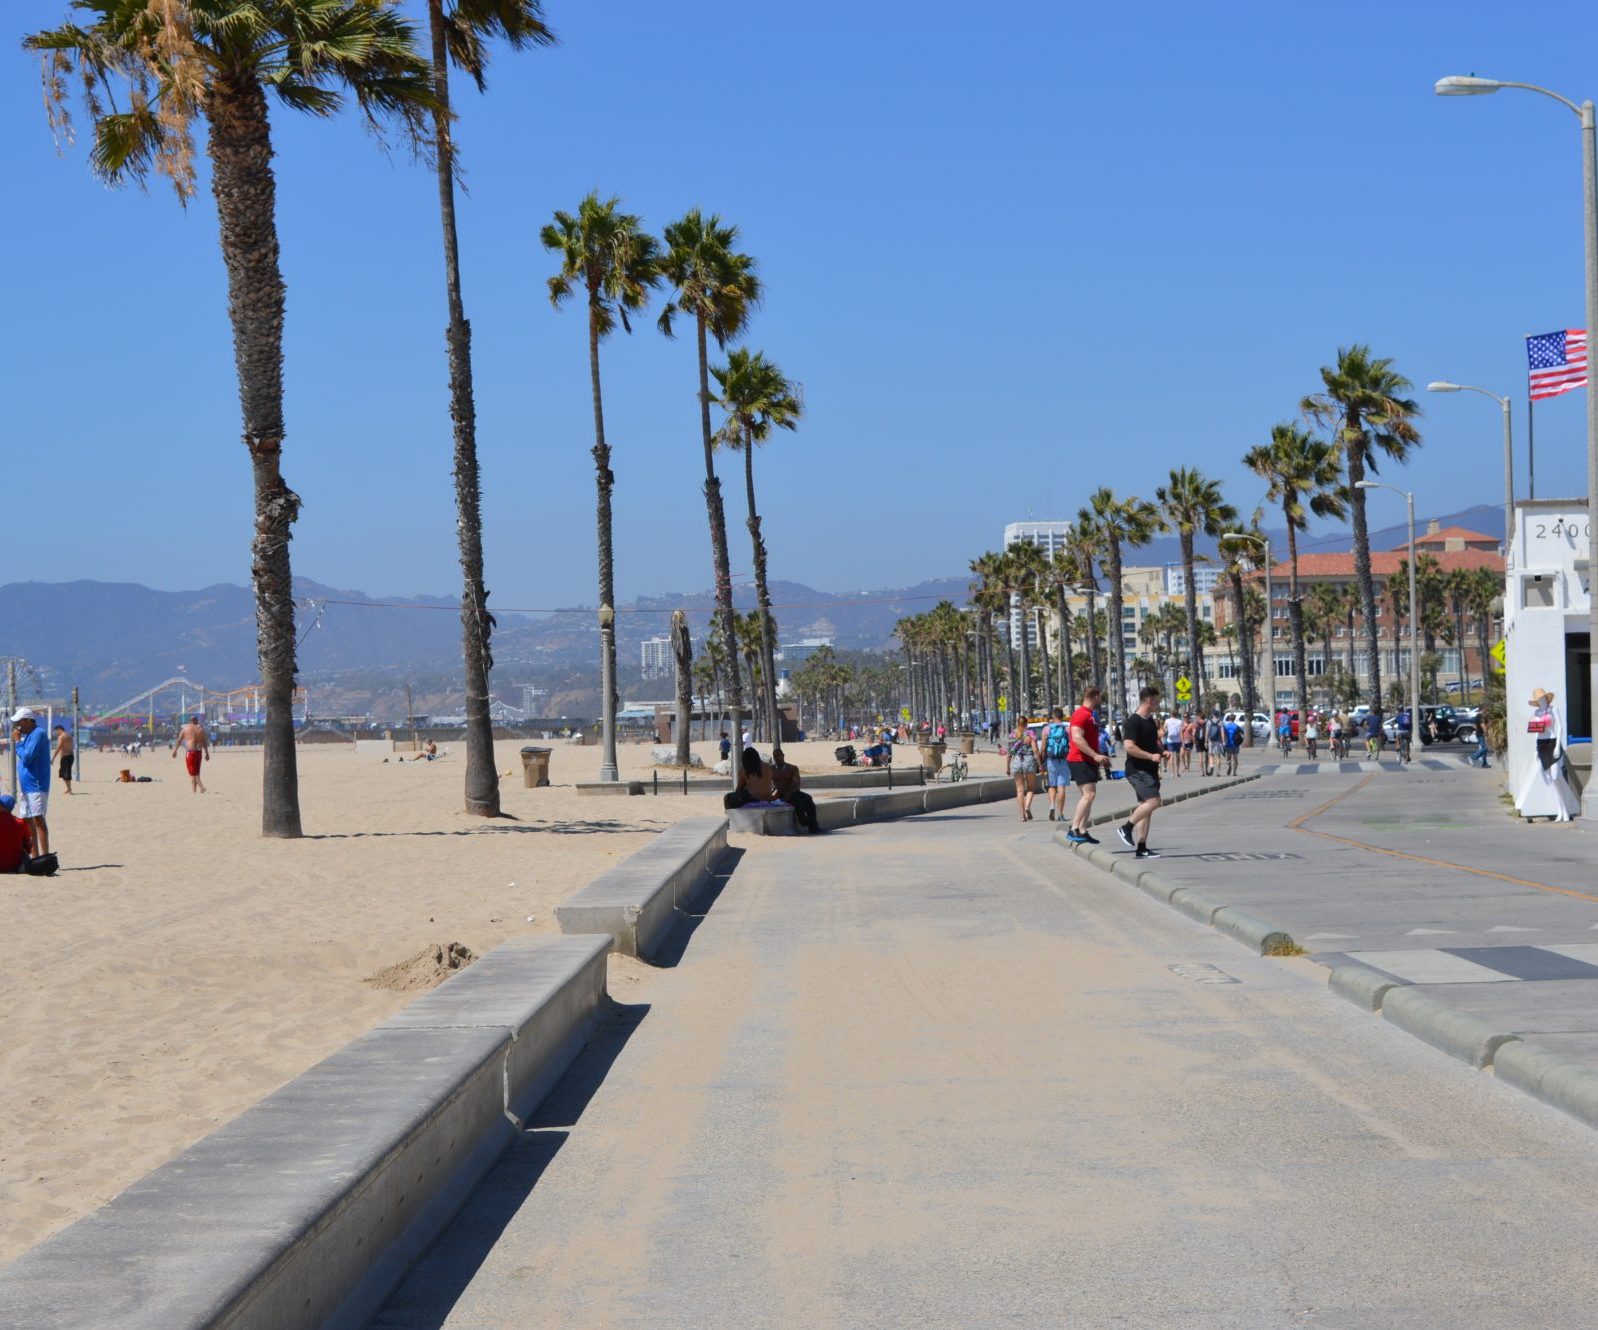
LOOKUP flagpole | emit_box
[1527,395,1536,500]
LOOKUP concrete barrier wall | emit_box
[555,816,728,958]
[0,934,610,1330]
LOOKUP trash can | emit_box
[958,733,976,756]
[918,742,946,776]
[521,746,552,788]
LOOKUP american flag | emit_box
[1526,328,1588,401]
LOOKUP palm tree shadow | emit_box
[304,820,673,841]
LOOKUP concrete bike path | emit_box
[1077,766,1598,1070]
[374,797,1598,1329]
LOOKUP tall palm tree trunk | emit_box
[1056,586,1077,706]
[741,432,781,745]
[1347,441,1384,709]
[1230,567,1257,747]
[1037,607,1053,709]
[1180,531,1202,703]
[428,5,498,817]
[1015,598,1033,713]
[698,315,743,782]
[587,294,620,781]
[1286,521,1309,723]
[1106,543,1127,718]
[671,609,693,766]
[206,75,301,838]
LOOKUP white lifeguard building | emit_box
[1502,498,1592,818]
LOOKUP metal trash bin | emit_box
[918,742,946,775]
[521,746,552,788]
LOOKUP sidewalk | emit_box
[1074,764,1598,1067]
[372,796,1598,1329]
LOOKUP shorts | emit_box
[1222,743,1240,755]
[17,791,47,819]
[1067,760,1101,786]
[58,755,73,781]
[1045,757,1072,788]
[185,750,203,776]
[1164,741,1182,753]
[1124,768,1161,804]
[1194,737,1207,752]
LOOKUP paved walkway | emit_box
[375,792,1598,1328]
[1075,764,1598,1068]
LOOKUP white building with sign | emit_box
[1502,498,1591,818]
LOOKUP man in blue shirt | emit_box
[11,708,50,855]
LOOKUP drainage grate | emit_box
[1169,963,1241,985]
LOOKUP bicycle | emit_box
[1396,731,1412,764]
[1305,736,1318,761]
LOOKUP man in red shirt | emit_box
[1063,685,1112,844]
[0,794,35,873]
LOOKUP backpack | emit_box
[1207,718,1222,744]
[1045,722,1069,759]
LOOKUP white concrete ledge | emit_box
[0,933,610,1330]
[728,805,797,836]
[554,816,729,958]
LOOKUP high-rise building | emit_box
[640,637,673,679]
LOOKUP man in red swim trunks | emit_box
[172,714,210,793]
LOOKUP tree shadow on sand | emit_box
[303,819,673,841]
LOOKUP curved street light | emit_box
[1428,381,1515,543]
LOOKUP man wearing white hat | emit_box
[11,708,50,855]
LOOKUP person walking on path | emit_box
[1117,687,1164,859]
[172,714,210,794]
[11,708,51,856]
[770,747,822,834]
[1006,717,1042,823]
[1221,714,1242,776]
[1162,712,1183,778]
[1064,686,1111,844]
[1180,714,1197,773]
[52,725,74,795]
[1042,707,1073,823]
[1202,712,1222,776]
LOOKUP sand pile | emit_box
[365,941,477,991]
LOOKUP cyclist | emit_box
[1304,712,1319,761]
[1365,709,1385,760]
[1395,708,1413,764]
[1277,710,1293,757]
[1328,711,1346,760]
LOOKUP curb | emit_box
[1379,985,1520,1070]
[1047,774,1299,957]
[0,934,611,1330]
[1327,964,1400,1013]
[1495,1040,1598,1129]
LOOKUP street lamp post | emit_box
[1437,73,1598,815]
[1356,483,1420,742]
[1427,381,1514,550]
[1224,532,1272,742]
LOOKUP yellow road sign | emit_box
[1490,638,1507,673]
[997,695,1008,710]
[900,707,911,720]
[1175,675,1191,692]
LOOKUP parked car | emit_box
[1224,710,1271,740]
[1383,704,1472,744]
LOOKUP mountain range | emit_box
[1,504,1504,714]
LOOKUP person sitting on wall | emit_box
[771,747,822,834]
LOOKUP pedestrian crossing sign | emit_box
[1175,674,1193,701]
[1490,639,1506,673]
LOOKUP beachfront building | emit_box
[1209,521,1505,707]
[639,635,695,681]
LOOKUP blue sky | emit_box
[5,0,1598,608]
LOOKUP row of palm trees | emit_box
[27,1,802,830]
[965,346,1457,727]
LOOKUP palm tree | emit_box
[1066,518,1104,693]
[1083,488,1162,718]
[1219,527,1265,744]
[1244,424,1346,723]
[1007,539,1051,711]
[658,211,761,771]
[1047,546,1085,705]
[713,348,802,744]
[1307,582,1345,705]
[1155,467,1236,704]
[425,0,553,817]
[26,1,434,837]
[1464,567,1500,699]
[969,552,1010,730]
[670,608,694,766]
[542,193,662,781]
[1304,346,1422,711]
